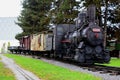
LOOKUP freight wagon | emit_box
[16,31,53,56]
[9,24,75,56]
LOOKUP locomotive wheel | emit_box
[74,52,85,63]
[78,53,85,63]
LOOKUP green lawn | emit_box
[0,61,15,80]
[5,54,101,80]
[102,58,120,67]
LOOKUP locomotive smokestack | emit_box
[87,4,96,22]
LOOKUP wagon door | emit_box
[45,34,53,51]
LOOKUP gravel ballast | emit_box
[41,58,120,80]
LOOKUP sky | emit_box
[0,0,23,40]
[0,17,22,40]
[0,0,23,47]
[0,0,23,17]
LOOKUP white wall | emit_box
[0,40,20,53]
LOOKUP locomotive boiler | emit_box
[54,5,110,64]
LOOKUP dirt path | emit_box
[0,54,40,80]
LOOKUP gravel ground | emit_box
[0,54,40,80]
[40,58,120,80]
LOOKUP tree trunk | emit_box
[98,7,102,27]
[104,0,108,48]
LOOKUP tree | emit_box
[115,29,120,42]
[1,43,6,53]
[106,0,120,43]
[51,0,80,24]
[7,42,10,48]
[16,0,53,39]
[108,0,120,24]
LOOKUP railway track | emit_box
[0,54,40,80]
[40,56,120,76]
[15,66,37,80]
[81,65,120,75]
[63,59,120,75]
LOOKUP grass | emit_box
[0,61,16,80]
[102,58,120,67]
[5,54,101,80]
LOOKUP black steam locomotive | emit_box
[9,5,110,64]
[54,5,110,64]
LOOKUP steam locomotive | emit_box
[8,5,110,64]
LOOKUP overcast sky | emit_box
[0,0,23,41]
[0,0,23,17]
[0,17,22,40]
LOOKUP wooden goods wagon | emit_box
[30,31,53,52]
[20,36,31,52]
